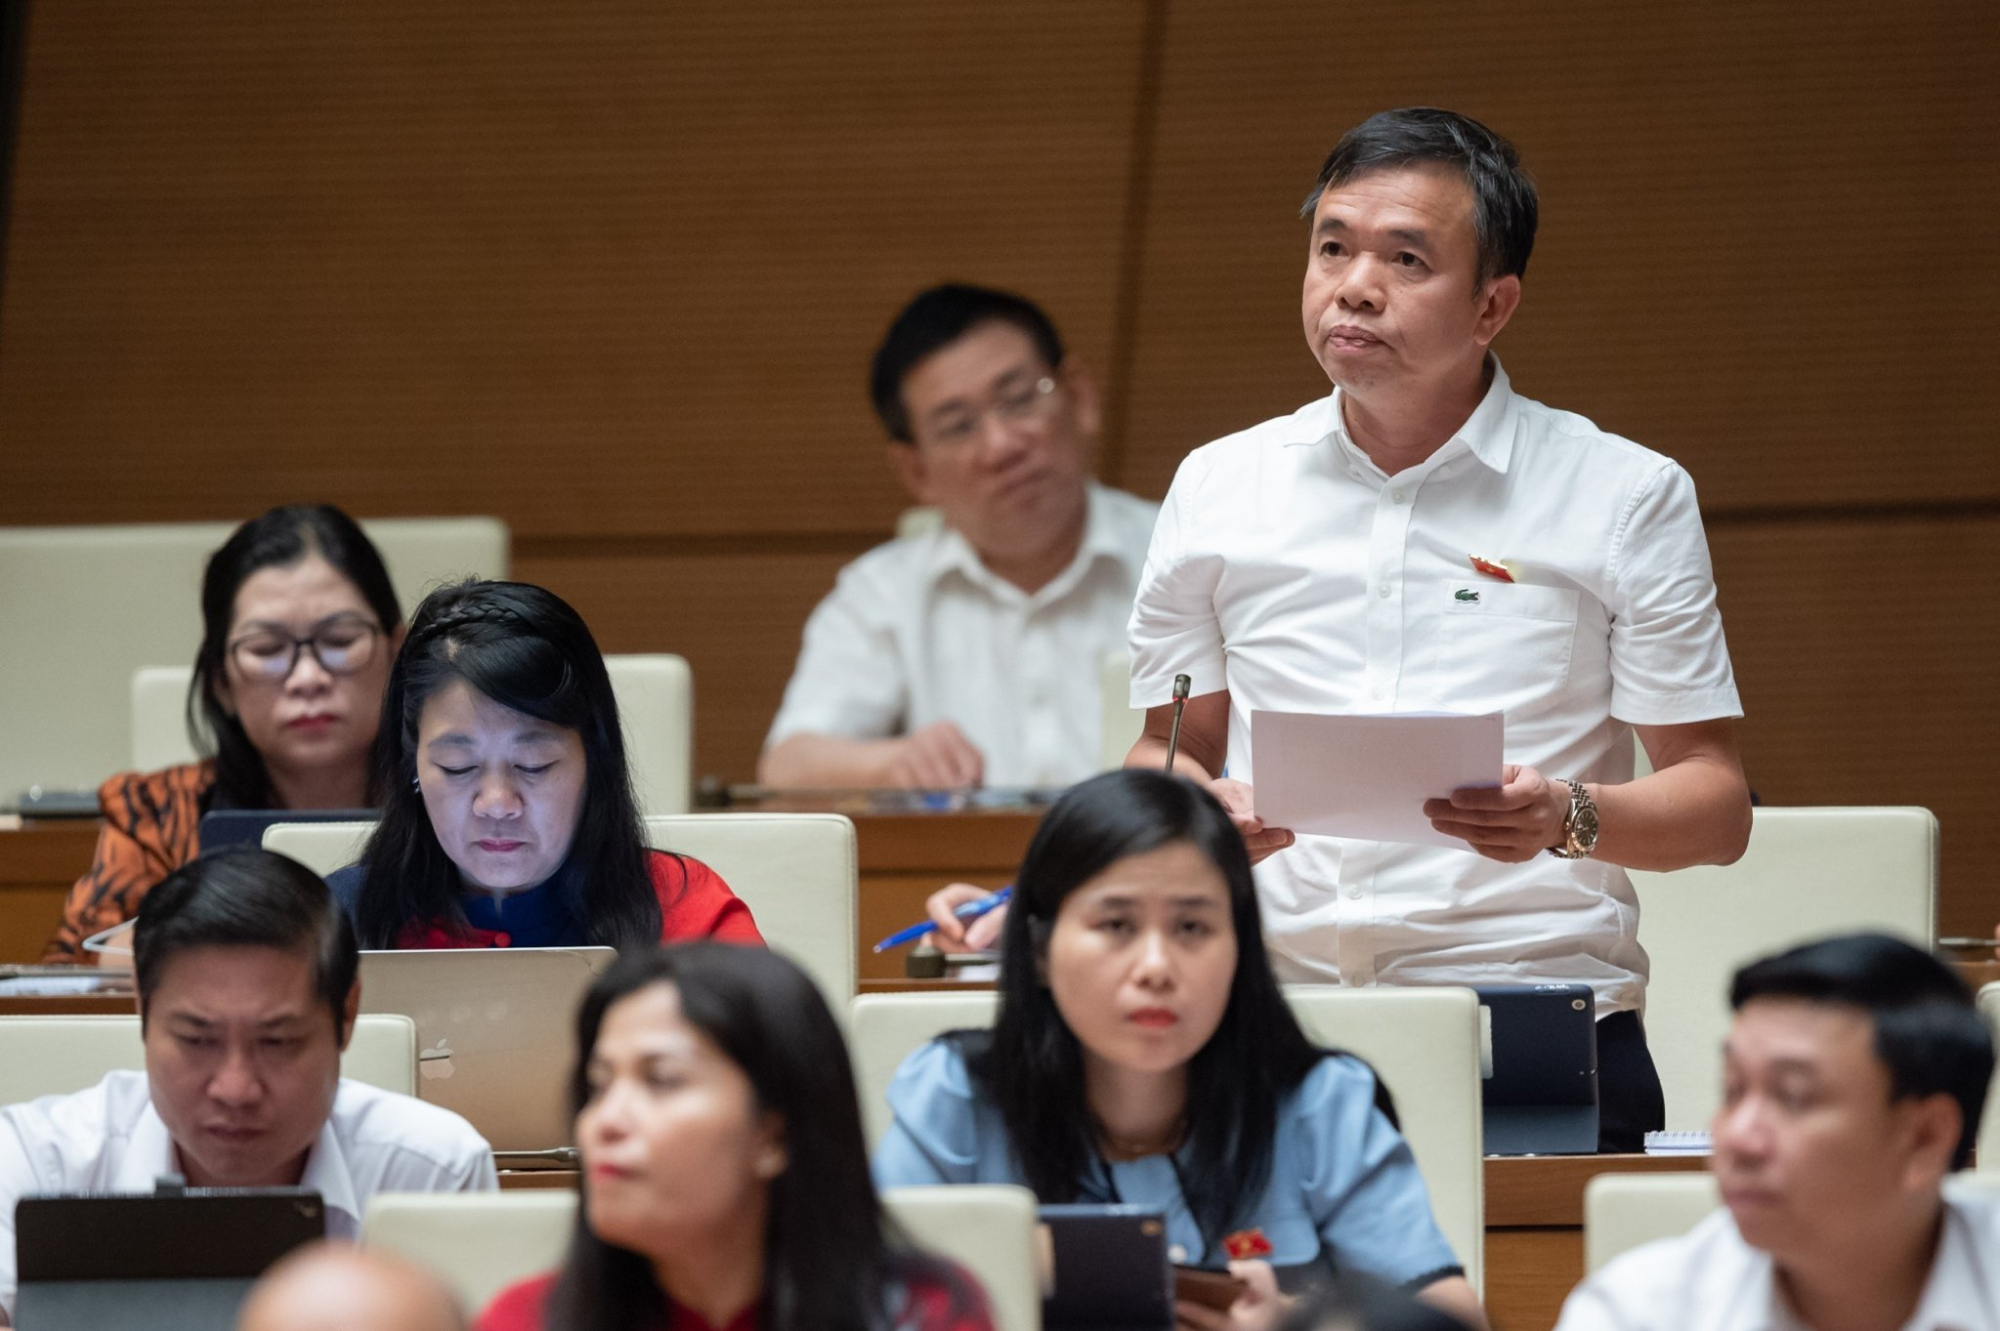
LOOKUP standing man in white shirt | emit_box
[0,847,496,1325]
[760,283,1159,792]
[1555,933,1998,1330]
[1123,108,1753,1150]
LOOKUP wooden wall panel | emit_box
[1708,515,2000,939]
[510,543,867,787]
[1112,0,2000,511]
[0,1,1147,537]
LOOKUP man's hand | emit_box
[923,883,1007,954]
[1210,779,1296,865]
[1173,1260,1290,1331]
[882,721,985,789]
[1424,764,1569,862]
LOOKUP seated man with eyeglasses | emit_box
[759,284,1158,793]
[43,505,406,963]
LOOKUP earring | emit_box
[410,776,420,792]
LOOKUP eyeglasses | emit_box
[228,615,384,682]
[921,375,1060,449]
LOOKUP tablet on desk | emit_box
[1476,983,1599,1155]
[15,1188,323,1330]
[197,808,376,853]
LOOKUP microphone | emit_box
[1163,673,1191,772]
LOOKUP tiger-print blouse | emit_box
[41,761,215,963]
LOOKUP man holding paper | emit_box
[1122,108,1752,1151]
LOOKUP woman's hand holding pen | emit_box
[924,883,1007,953]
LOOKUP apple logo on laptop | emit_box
[419,1038,455,1081]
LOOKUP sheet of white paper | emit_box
[1251,709,1504,850]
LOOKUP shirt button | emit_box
[1347,887,1362,900]
[1377,584,1391,599]
[1391,488,1406,504]
[493,932,511,948]
[1168,1244,1189,1264]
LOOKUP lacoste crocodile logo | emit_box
[1454,589,1480,603]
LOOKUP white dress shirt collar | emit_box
[1287,356,1520,481]
[924,482,1144,608]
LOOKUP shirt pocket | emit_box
[1435,581,1580,718]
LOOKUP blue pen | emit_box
[871,887,1013,953]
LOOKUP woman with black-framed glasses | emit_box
[42,504,404,962]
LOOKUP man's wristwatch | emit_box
[1548,779,1599,859]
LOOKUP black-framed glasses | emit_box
[227,614,384,682]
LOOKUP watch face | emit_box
[1573,804,1601,850]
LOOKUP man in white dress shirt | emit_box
[1555,933,1998,1330]
[0,847,495,1324]
[1121,108,1754,1150]
[760,283,1158,792]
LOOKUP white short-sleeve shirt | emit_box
[0,1070,497,1320]
[1553,1193,2000,1330]
[1128,361,1741,1013]
[766,483,1159,789]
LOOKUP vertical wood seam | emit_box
[1097,0,1169,491]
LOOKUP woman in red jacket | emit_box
[329,579,759,951]
[479,943,990,1331]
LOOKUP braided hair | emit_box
[352,579,664,949]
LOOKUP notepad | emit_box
[1250,709,1503,849]
[1643,1130,1712,1155]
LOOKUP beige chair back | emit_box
[883,1185,1041,1331]
[129,649,689,816]
[0,517,506,804]
[1980,983,2000,1172]
[1283,986,1484,1292]
[362,1191,576,1314]
[1587,1170,2000,1275]
[264,812,857,1013]
[1583,1172,1720,1272]
[609,654,693,815]
[0,1012,418,1106]
[851,986,1485,1294]
[642,813,856,1013]
[1631,807,1937,1130]
[130,664,207,770]
[850,991,999,1148]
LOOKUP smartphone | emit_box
[1173,1265,1248,1311]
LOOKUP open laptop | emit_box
[1038,1205,1173,1331]
[358,947,617,1157]
[197,808,375,854]
[14,1188,323,1329]
[1475,983,1599,1155]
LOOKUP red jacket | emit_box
[393,850,763,950]
[478,1267,992,1331]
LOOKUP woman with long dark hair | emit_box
[332,579,759,951]
[479,943,991,1331]
[873,770,1485,1331]
[43,504,401,961]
